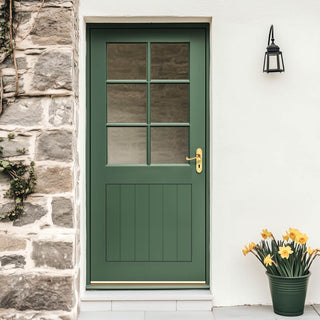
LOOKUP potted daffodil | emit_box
[243,228,319,316]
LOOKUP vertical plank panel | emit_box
[149,185,163,261]
[163,184,178,261]
[177,185,192,261]
[135,185,150,261]
[120,185,135,261]
[106,185,121,261]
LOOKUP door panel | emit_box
[89,26,207,287]
[105,184,192,262]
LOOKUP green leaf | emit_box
[1,160,9,168]
[0,143,37,221]
[7,133,15,140]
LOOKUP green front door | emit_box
[88,24,209,289]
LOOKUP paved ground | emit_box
[79,305,320,319]
[213,305,320,320]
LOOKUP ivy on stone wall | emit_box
[0,0,15,113]
[0,0,44,221]
[0,136,36,221]
[0,0,45,113]
[0,0,14,60]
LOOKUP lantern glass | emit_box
[263,51,284,73]
[278,52,284,71]
[269,54,278,70]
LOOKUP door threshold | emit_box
[80,289,213,312]
[87,283,209,290]
[90,281,206,285]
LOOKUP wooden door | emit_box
[88,24,208,289]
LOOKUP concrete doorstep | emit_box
[79,305,320,319]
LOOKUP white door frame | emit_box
[78,16,214,310]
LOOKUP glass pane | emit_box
[151,127,188,164]
[108,128,146,164]
[151,84,189,123]
[107,43,147,80]
[151,43,189,79]
[268,54,278,70]
[107,84,147,123]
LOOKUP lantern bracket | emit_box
[268,25,275,46]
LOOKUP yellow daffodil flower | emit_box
[278,245,293,259]
[243,242,256,256]
[242,245,250,256]
[282,231,290,241]
[289,228,300,241]
[261,229,272,239]
[307,246,315,255]
[249,242,256,250]
[296,233,308,245]
[264,254,274,266]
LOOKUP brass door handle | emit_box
[185,156,198,161]
[186,148,203,173]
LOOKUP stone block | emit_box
[15,11,32,25]
[0,98,44,126]
[0,203,14,217]
[0,274,73,311]
[3,75,24,94]
[52,197,73,228]
[0,255,26,268]
[36,166,72,194]
[49,98,73,126]
[32,241,73,269]
[1,56,28,70]
[31,9,73,45]
[0,235,26,251]
[36,131,72,161]
[13,203,48,227]
[33,51,72,91]
[0,134,31,157]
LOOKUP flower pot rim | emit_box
[266,271,311,280]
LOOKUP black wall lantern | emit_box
[263,25,285,73]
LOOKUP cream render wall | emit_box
[79,0,320,306]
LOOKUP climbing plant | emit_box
[0,0,15,113]
[0,0,14,61]
[0,135,37,221]
[0,0,44,221]
[0,0,45,113]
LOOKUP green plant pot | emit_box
[266,272,310,317]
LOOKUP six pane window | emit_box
[106,42,190,164]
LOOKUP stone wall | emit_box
[0,0,79,319]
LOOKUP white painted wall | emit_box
[79,0,320,306]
